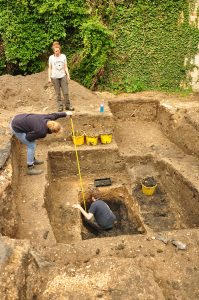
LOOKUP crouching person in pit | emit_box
[73,189,117,231]
[10,111,72,175]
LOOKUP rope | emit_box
[70,117,86,211]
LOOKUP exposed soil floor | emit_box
[0,71,199,299]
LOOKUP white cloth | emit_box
[49,54,67,79]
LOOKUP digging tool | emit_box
[70,116,87,211]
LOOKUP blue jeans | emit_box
[11,127,36,165]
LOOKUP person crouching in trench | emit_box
[73,189,117,231]
[10,111,72,175]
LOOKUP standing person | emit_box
[48,41,74,112]
[73,189,117,230]
[10,111,72,175]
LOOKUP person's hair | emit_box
[90,188,100,199]
[47,121,62,133]
[52,41,61,51]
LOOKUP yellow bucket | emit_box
[86,135,98,146]
[72,134,84,146]
[100,133,112,144]
[141,183,157,196]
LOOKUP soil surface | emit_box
[0,70,199,299]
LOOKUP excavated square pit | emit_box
[80,197,142,240]
[133,182,177,231]
[44,166,145,244]
[129,159,199,232]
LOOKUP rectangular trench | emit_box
[129,157,199,232]
[44,178,145,243]
[45,149,199,243]
[44,148,145,244]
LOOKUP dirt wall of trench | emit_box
[157,105,199,157]
[48,148,125,179]
[62,113,115,135]
[155,159,199,228]
[109,99,158,121]
[0,137,21,238]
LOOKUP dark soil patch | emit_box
[133,182,178,231]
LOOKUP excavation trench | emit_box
[1,72,199,299]
[3,98,199,245]
[132,159,199,232]
[45,173,144,243]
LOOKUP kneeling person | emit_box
[73,190,116,230]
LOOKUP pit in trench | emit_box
[129,159,199,232]
[81,197,141,240]
[133,182,177,231]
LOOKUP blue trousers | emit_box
[11,127,36,165]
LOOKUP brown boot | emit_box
[27,165,43,175]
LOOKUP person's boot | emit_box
[58,105,63,112]
[27,165,43,175]
[65,103,74,111]
[34,158,44,165]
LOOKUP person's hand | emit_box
[66,111,73,117]
[48,78,52,83]
[73,203,81,209]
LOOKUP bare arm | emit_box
[73,204,93,220]
[48,63,52,82]
[65,63,70,80]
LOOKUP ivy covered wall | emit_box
[87,0,199,92]
[109,1,198,91]
[0,0,199,93]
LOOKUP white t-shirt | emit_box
[49,54,67,79]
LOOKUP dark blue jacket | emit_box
[11,112,66,141]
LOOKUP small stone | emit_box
[116,244,125,250]
[137,226,145,233]
[171,239,187,250]
[43,231,49,240]
[96,293,103,298]
[171,281,180,290]
[150,253,155,258]
[96,248,100,255]
[157,248,163,253]
[85,265,91,269]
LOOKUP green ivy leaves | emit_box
[0,0,198,94]
[99,0,199,92]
